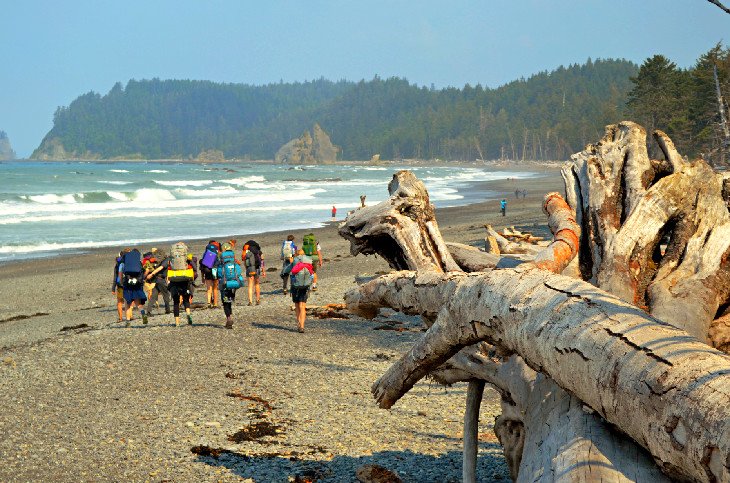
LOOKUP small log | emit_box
[484,235,500,255]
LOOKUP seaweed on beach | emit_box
[227,420,284,443]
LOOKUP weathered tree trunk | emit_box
[349,268,730,482]
[341,171,672,482]
[563,122,730,347]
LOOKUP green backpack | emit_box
[302,233,317,259]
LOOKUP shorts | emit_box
[123,287,147,305]
[291,286,310,303]
[116,287,124,303]
[247,269,261,279]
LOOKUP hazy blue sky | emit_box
[1,0,728,157]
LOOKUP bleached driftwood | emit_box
[341,170,671,482]
[349,268,730,482]
[563,122,730,349]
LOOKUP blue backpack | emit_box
[219,250,243,290]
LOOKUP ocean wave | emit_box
[0,188,327,224]
[220,176,266,186]
[154,179,214,187]
[145,169,169,173]
[109,169,129,173]
[26,193,78,204]
[175,187,239,197]
[98,180,133,185]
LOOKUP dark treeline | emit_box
[626,43,730,164]
[34,60,641,161]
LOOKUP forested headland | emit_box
[30,44,730,163]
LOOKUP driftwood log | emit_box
[341,123,730,481]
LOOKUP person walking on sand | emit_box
[167,242,195,326]
[119,248,149,326]
[360,194,366,208]
[112,249,129,323]
[282,249,314,333]
[280,234,297,294]
[302,233,322,291]
[500,199,507,217]
[199,240,221,308]
[146,249,171,316]
[217,242,244,329]
[243,240,263,305]
[331,205,337,220]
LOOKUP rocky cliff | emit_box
[0,131,16,160]
[275,124,339,164]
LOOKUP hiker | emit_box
[243,240,263,305]
[199,240,221,308]
[282,249,314,333]
[146,249,171,316]
[302,233,322,290]
[280,235,297,294]
[217,242,244,329]
[500,199,507,217]
[360,194,366,207]
[522,189,528,199]
[167,242,195,326]
[514,189,520,199]
[142,250,158,302]
[119,248,148,326]
[112,249,129,323]
[331,205,337,220]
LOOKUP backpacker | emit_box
[168,242,194,282]
[245,240,262,269]
[201,242,219,269]
[219,250,243,289]
[122,249,143,288]
[302,234,317,257]
[281,240,294,260]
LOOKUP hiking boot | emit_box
[247,302,253,306]
[125,320,130,328]
[282,288,288,295]
[187,314,193,325]
[255,299,261,305]
[311,283,318,291]
[142,313,148,325]
[225,316,233,329]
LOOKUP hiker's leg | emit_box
[160,283,171,313]
[247,276,254,304]
[212,282,219,307]
[296,302,306,329]
[255,279,261,303]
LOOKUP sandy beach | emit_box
[0,167,564,482]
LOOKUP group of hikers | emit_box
[112,233,323,332]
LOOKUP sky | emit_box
[1,0,728,157]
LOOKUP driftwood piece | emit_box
[339,170,460,272]
[349,268,730,483]
[563,122,730,347]
[485,224,540,255]
[339,171,671,482]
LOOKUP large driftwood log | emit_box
[563,122,730,348]
[349,269,730,482]
[341,171,670,481]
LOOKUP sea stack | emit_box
[275,123,339,164]
[0,131,16,160]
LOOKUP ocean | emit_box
[0,161,539,263]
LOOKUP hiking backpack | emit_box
[122,249,143,288]
[200,242,218,269]
[302,234,316,257]
[281,240,294,260]
[290,261,313,289]
[244,240,262,269]
[219,250,243,289]
[168,242,194,281]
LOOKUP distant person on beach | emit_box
[360,195,366,207]
[302,233,322,290]
[112,249,129,323]
[200,240,221,308]
[515,189,520,199]
[500,199,507,217]
[167,242,195,326]
[119,248,148,326]
[280,235,297,294]
[331,205,337,220]
[217,242,244,329]
[146,249,171,316]
[522,189,528,198]
[282,249,314,333]
[243,240,263,305]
